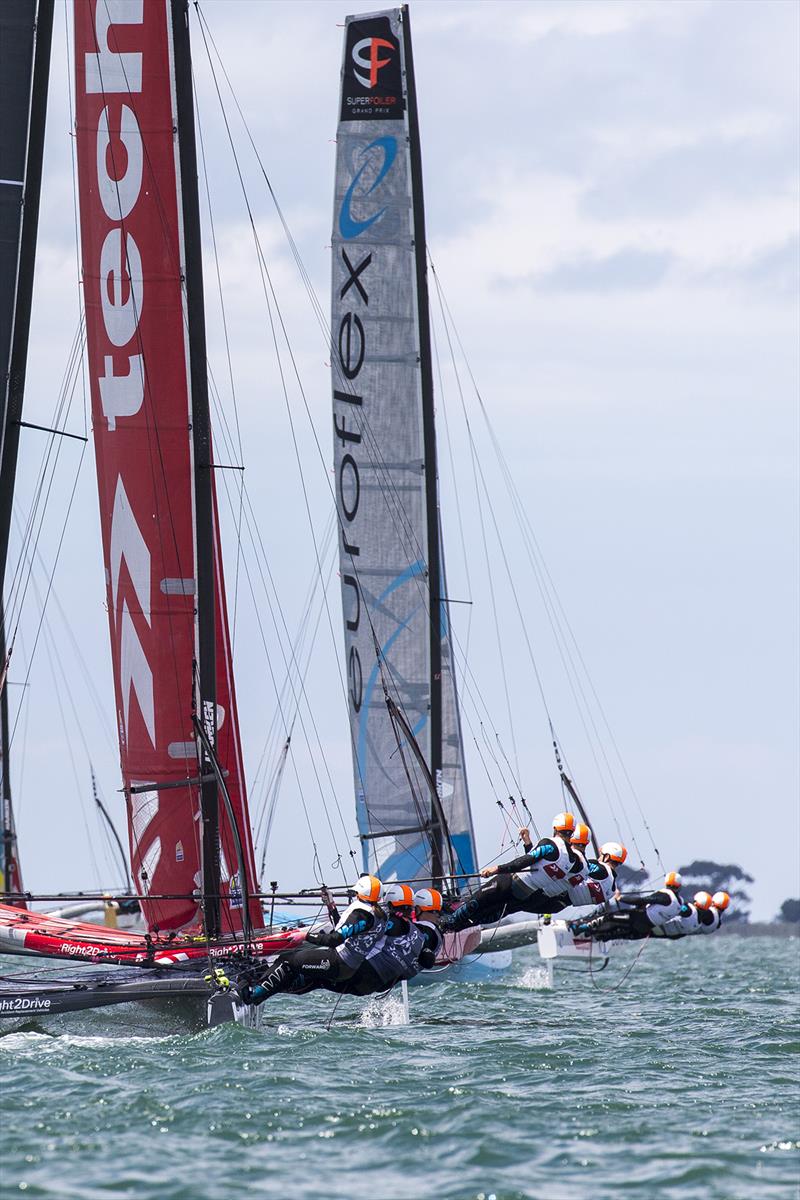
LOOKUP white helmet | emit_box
[354,874,382,903]
[381,882,414,908]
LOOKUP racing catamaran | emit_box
[0,0,312,1022]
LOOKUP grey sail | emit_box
[331,7,476,888]
[0,0,54,900]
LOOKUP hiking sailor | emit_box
[330,884,432,995]
[572,870,684,940]
[703,890,730,933]
[441,812,583,932]
[665,890,730,938]
[238,875,388,1004]
[566,840,628,907]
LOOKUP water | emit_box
[1,935,798,1200]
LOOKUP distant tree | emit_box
[777,898,800,924]
[615,863,648,888]
[678,860,753,923]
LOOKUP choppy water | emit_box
[0,935,798,1200]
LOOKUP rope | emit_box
[588,932,651,992]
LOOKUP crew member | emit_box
[565,839,627,907]
[240,875,387,1005]
[572,870,684,940]
[664,890,726,938]
[332,884,431,995]
[704,890,731,933]
[441,813,582,932]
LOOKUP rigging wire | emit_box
[429,259,662,868]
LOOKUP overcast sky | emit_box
[7,0,798,920]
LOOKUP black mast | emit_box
[170,0,221,939]
[401,6,444,886]
[0,0,54,897]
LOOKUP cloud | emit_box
[530,247,673,292]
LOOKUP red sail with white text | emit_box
[74,0,260,932]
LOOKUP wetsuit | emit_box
[697,907,722,934]
[241,906,389,1004]
[330,915,438,995]
[572,888,683,941]
[442,836,581,932]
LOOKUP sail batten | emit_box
[332,7,477,890]
[74,0,259,933]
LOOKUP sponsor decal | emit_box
[175,840,184,862]
[0,996,52,1012]
[229,872,243,911]
[60,942,102,957]
[338,136,397,240]
[341,16,402,122]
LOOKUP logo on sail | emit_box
[351,37,394,89]
[341,16,402,122]
[338,136,397,240]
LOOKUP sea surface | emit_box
[0,934,798,1200]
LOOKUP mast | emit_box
[399,5,443,885]
[0,0,54,902]
[170,0,220,940]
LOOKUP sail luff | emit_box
[0,0,55,903]
[399,6,444,886]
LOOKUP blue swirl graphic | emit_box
[339,136,397,240]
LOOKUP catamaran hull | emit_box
[0,903,306,968]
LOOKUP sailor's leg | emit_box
[244,947,344,1004]
[443,876,518,931]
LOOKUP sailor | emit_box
[331,883,431,995]
[239,875,387,1005]
[664,890,727,938]
[572,870,684,940]
[441,813,581,932]
[412,887,445,970]
[704,890,731,933]
[325,873,384,941]
[565,838,627,907]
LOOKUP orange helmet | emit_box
[693,891,713,909]
[712,891,730,911]
[571,823,591,848]
[552,812,576,835]
[665,871,682,890]
[354,874,382,904]
[599,841,627,865]
[382,882,414,908]
[413,888,443,912]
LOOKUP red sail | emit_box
[74,0,260,932]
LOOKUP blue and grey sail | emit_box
[331,6,476,889]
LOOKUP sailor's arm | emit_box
[610,888,670,912]
[483,839,560,877]
[306,909,376,947]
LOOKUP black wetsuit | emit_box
[573,889,682,941]
[240,914,437,1004]
[442,839,579,932]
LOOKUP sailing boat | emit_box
[330,6,519,977]
[0,0,311,1012]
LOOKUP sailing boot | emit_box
[240,958,295,1005]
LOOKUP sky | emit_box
[6,0,798,921]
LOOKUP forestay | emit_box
[0,0,54,904]
[332,7,476,888]
[74,0,259,933]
